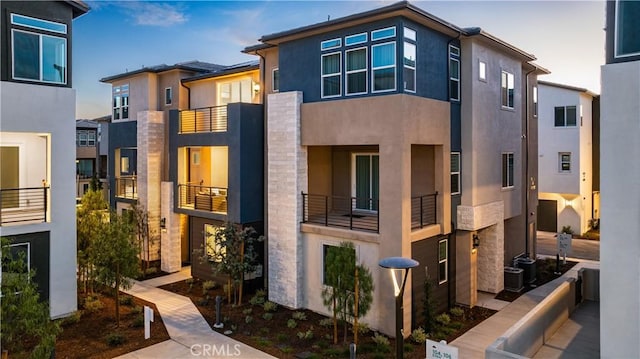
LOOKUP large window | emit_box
[615,0,640,57]
[353,154,379,211]
[438,239,448,284]
[449,45,460,101]
[113,85,129,120]
[322,52,341,98]
[501,71,515,109]
[372,42,396,92]
[219,79,252,105]
[451,152,461,195]
[11,13,67,84]
[346,47,367,95]
[76,159,94,178]
[502,152,514,188]
[204,224,225,262]
[559,152,571,172]
[554,106,577,127]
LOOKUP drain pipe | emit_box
[524,67,536,259]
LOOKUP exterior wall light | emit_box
[473,234,480,248]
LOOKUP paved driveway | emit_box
[536,231,600,261]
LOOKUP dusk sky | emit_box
[73,0,605,119]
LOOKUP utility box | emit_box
[504,267,524,292]
[516,257,537,284]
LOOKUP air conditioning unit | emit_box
[504,267,524,292]
[516,257,537,284]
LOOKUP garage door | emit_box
[537,199,557,232]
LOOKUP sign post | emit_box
[557,233,572,264]
[144,305,154,339]
[426,339,458,359]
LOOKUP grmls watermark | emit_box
[190,344,242,357]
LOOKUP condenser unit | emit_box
[516,257,537,284]
[504,267,524,292]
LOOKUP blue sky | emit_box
[73,0,605,119]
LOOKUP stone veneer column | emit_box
[137,111,164,261]
[160,181,180,273]
[267,91,306,309]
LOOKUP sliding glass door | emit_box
[353,153,379,211]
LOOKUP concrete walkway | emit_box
[115,269,275,359]
[451,259,599,358]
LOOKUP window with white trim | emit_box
[165,87,172,106]
[438,239,448,284]
[451,152,460,195]
[554,106,577,127]
[11,13,67,84]
[502,152,514,188]
[479,60,486,81]
[404,40,416,92]
[559,152,571,172]
[76,129,97,147]
[449,45,460,101]
[322,52,341,98]
[501,70,515,108]
[345,33,367,46]
[113,84,129,120]
[272,68,279,92]
[372,42,396,92]
[404,27,416,41]
[346,47,367,95]
[371,26,396,41]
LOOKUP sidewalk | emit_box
[115,269,276,359]
[451,260,599,358]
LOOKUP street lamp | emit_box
[379,256,419,359]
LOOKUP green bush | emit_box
[242,308,253,315]
[106,332,125,346]
[84,298,104,313]
[450,306,465,318]
[130,305,143,315]
[276,333,288,342]
[202,280,217,291]
[291,311,307,321]
[318,318,333,327]
[411,327,427,343]
[287,319,297,328]
[263,301,278,312]
[131,314,144,328]
[119,295,134,306]
[352,322,370,334]
[435,313,451,326]
[198,295,210,306]
[250,289,267,306]
[145,266,158,275]
[561,225,574,235]
[297,326,314,339]
[185,278,195,285]
[372,332,390,347]
[62,311,82,326]
[245,315,253,324]
[262,312,273,321]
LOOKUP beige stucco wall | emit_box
[188,70,260,109]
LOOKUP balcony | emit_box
[411,192,438,230]
[179,105,228,133]
[0,187,49,226]
[115,176,137,199]
[302,193,379,233]
[178,184,227,214]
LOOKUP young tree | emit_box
[89,172,103,191]
[1,237,61,358]
[129,203,157,273]
[92,211,140,326]
[76,189,108,293]
[204,223,263,305]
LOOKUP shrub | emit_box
[119,295,134,306]
[106,332,125,346]
[242,308,253,315]
[318,318,333,327]
[352,322,370,334]
[561,225,574,235]
[250,289,267,306]
[202,280,217,291]
[297,326,314,340]
[287,319,297,328]
[280,346,293,354]
[291,311,307,321]
[276,333,288,342]
[262,312,273,321]
[450,306,465,318]
[263,301,278,312]
[435,313,451,326]
[131,314,144,328]
[296,331,306,339]
[411,327,427,343]
[372,332,390,347]
[245,315,253,324]
[185,278,195,285]
[145,267,158,275]
[130,305,142,315]
[84,298,104,313]
[198,295,210,306]
[62,311,82,326]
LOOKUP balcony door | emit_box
[352,153,379,211]
[0,147,19,208]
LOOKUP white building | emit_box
[537,81,599,235]
[0,0,89,318]
[600,0,640,357]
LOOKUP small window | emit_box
[449,45,460,101]
[322,52,341,98]
[554,106,577,127]
[451,152,461,195]
[345,33,367,46]
[113,85,129,120]
[87,130,96,146]
[321,38,341,51]
[533,86,538,117]
[272,68,279,92]
[11,13,67,34]
[615,0,640,58]
[121,157,129,174]
[502,152,514,188]
[346,47,367,95]
[165,87,172,106]
[501,70,515,108]
[404,27,416,41]
[372,42,396,92]
[438,239,448,284]
[479,61,486,81]
[323,244,355,286]
[371,26,396,41]
[559,152,571,172]
[403,42,416,92]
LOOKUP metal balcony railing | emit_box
[302,193,379,233]
[411,192,438,229]
[115,177,137,199]
[179,105,228,133]
[178,183,227,214]
[0,187,49,226]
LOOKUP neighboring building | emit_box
[246,1,545,336]
[75,117,110,201]
[600,0,640,357]
[0,0,89,318]
[100,61,264,283]
[537,81,599,235]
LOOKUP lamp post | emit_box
[379,256,419,359]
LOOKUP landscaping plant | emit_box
[76,189,108,294]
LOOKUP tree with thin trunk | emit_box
[76,189,108,294]
[129,202,157,274]
[92,211,140,326]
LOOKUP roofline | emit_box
[538,80,598,97]
[100,64,213,83]
[473,30,536,61]
[64,0,90,18]
[182,64,260,84]
[243,43,276,54]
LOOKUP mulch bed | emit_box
[495,258,578,302]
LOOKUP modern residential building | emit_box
[600,0,640,357]
[246,0,545,336]
[75,117,110,202]
[537,81,599,235]
[101,61,264,282]
[0,0,89,318]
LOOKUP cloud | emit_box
[119,2,188,27]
